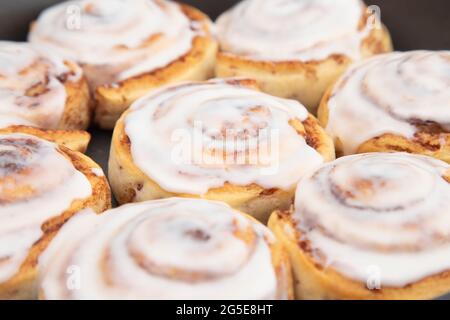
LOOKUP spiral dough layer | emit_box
[39,198,289,299]
[325,51,450,155]
[29,0,207,86]
[293,152,450,287]
[123,79,325,195]
[0,42,82,129]
[216,0,370,62]
[0,133,92,283]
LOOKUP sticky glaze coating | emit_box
[123,79,328,195]
[0,134,92,283]
[292,153,450,287]
[216,0,370,62]
[39,198,292,300]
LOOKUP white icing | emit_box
[124,80,324,195]
[293,152,450,287]
[325,51,450,155]
[29,0,208,86]
[0,134,92,283]
[90,167,104,177]
[0,42,81,129]
[39,198,282,300]
[216,0,370,62]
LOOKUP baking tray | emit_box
[1,0,449,299]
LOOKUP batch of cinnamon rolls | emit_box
[0,0,449,300]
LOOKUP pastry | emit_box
[29,0,218,129]
[39,198,293,300]
[319,51,450,162]
[0,133,111,299]
[109,79,335,222]
[0,41,91,145]
[269,152,450,299]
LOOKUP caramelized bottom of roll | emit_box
[269,211,450,300]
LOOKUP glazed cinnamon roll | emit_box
[29,0,218,129]
[0,42,91,151]
[269,152,450,300]
[215,0,393,114]
[39,198,292,300]
[109,79,335,222]
[0,41,90,130]
[0,125,91,154]
[319,51,450,162]
[0,133,111,300]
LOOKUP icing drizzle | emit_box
[216,0,370,62]
[29,0,208,86]
[325,51,450,155]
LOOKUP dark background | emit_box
[0,0,449,300]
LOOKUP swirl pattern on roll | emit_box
[123,79,324,195]
[292,152,450,287]
[0,133,92,282]
[39,198,288,299]
[216,0,370,62]
[325,51,450,155]
[0,41,81,129]
[29,0,208,85]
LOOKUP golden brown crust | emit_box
[58,63,92,131]
[109,80,335,222]
[268,206,450,300]
[215,25,393,114]
[318,87,450,162]
[0,145,111,300]
[0,125,91,154]
[94,4,218,129]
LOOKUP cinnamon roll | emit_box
[39,198,293,300]
[109,79,335,222]
[29,0,218,129]
[269,152,450,300]
[0,133,111,299]
[319,51,450,162]
[215,0,393,114]
[0,42,91,151]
